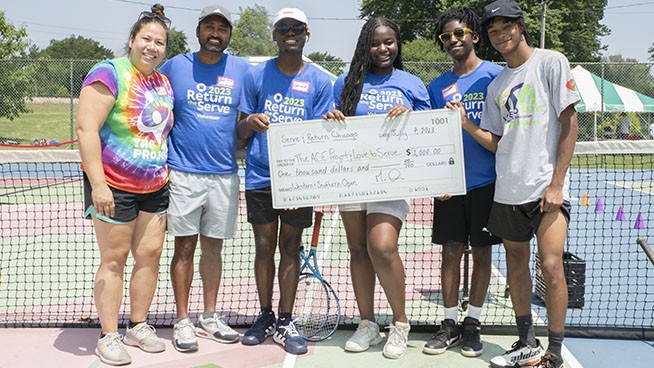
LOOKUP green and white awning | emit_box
[571,65,654,112]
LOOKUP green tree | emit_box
[600,54,654,98]
[167,27,190,59]
[0,11,31,121]
[307,51,346,75]
[229,5,276,57]
[38,35,114,60]
[402,38,451,85]
[359,0,440,43]
[360,0,609,62]
[28,36,113,98]
[649,43,654,62]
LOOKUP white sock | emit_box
[467,305,483,320]
[444,306,458,322]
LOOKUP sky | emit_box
[2,0,653,63]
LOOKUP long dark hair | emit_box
[434,7,481,51]
[340,17,403,117]
[127,3,170,51]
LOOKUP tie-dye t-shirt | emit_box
[82,58,174,193]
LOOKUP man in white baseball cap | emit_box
[237,6,333,357]
[273,7,308,25]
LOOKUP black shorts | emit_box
[83,173,169,224]
[245,187,312,228]
[432,182,501,247]
[487,200,571,242]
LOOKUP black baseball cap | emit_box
[481,0,523,24]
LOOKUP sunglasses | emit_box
[438,27,473,43]
[275,24,307,36]
[138,11,172,29]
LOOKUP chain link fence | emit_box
[1,59,653,146]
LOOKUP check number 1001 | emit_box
[414,118,448,135]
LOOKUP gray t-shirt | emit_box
[480,48,580,205]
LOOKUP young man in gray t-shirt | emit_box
[445,1,580,367]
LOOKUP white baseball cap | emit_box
[273,8,308,26]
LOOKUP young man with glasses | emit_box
[448,1,580,367]
[159,4,250,353]
[236,7,333,355]
[424,6,502,359]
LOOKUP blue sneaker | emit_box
[273,319,308,355]
[242,311,276,345]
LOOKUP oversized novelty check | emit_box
[267,109,466,208]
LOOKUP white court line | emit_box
[316,210,338,269]
[610,181,654,195]
[562,345,584,368]
[282,352,297,368]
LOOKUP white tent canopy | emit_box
[571,65,654,113]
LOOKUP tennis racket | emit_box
[293,211,341,341]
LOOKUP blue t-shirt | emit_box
[160,53,250,174]
[238,59,334,190]
[428,60,502,190]
[333,69,431,114]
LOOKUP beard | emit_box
[202,38,226,54]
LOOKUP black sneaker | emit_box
[460,316,483,357]
[423,319,459,355]
[540,352,564,368]
[242,311,276,345]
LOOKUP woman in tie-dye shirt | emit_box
[76,4,173,365]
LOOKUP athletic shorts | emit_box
[338,199,410,222]
[487,200,571,242]
[167,169,239,239]
[83,173,169,224]
[245,187,312,228]
[432,182,501,247]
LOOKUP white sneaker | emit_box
[344,320,384,352]
[490,339,544,367]
[173,318,199,352]
[124,322,166,353]
[382,321,410,359]
[196,313,240,343]
[95,332,131,366]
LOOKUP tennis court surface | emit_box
[0,141,652,366]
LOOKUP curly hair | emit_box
[340,17,403,117]
[433,7,481,52]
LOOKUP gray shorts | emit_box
[338,199,410,222]
[167,169,240,239]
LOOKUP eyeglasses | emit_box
[438,27,473,43]
[275,24,307,36]
[138,11,172,29]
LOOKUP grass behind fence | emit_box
[0,102,77,148]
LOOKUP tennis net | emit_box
[0,142,652,339]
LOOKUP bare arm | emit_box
[75,82,116,218]
[446,100,500,153]
[540,104,578,212]
[237,112,270,142]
